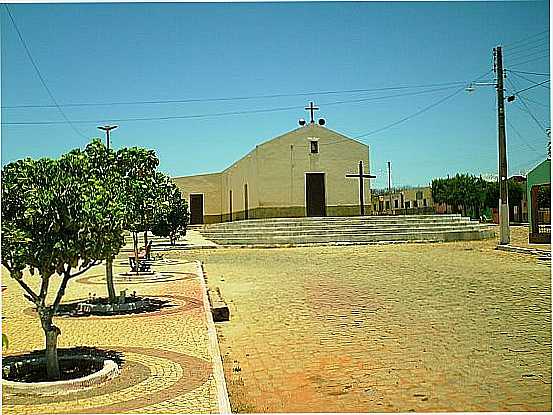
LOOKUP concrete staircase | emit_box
[196,214,495,246]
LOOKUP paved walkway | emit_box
[120,230,219,253]
[170,227,551,413]
[2,257,228,414]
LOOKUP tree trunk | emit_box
[143,232,149,260]
[39,311,61,380]
[133,232,139,275]
[106,257,116,303]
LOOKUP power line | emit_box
[508,71,550,90]
[318,70,493,147]
[510,79,551,95]
[506,77,550,136]
[2,81,468,109]
[503,30,549,50]
[3,4,86,138]
[506,118,541,155]
[1,84,465,126]
[508,49,550,65]
[506,69,550,76]
[504,38,549,57]
[509,54,550,68]
[353,86,466,139]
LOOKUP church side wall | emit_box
[172,173,222,224]
[220,150,260,222]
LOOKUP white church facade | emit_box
[173,115,372,224]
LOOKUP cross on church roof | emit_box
[305,101,319,124]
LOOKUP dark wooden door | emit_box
[306,173,326,217]
[190,194,204,225]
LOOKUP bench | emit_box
[128,241,153,272]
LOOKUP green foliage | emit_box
[151,175,190,244]
[1,144,127,379]
[2,333,7,349]
[114,147,161,235]
[431,174,487,216]
[432,173,527,217]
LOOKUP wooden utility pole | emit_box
[494,46,510,245]
[346,160,376,216]
[387,161,392,214]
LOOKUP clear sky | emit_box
[1,1,550,189]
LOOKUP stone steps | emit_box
[197,215,495,246]
[201,225,487,238]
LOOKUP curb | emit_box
[496,245,551,257]
[196,261,232,414]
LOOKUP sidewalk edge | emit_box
[196,260,232,414]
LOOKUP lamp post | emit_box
[97,125,118,150]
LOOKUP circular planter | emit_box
[2,355,120,396]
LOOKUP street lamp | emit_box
[97,125,118,150]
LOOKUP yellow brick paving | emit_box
[2,258,219,414]
[170,226,551,413]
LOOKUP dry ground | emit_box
[170,226,551,412]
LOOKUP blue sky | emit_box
[1,1,550,188]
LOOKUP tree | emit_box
[432,174,488,217]
[152,175,189,245]
[1,151,125,379]
[114,147,160,263]
[82,139,126,303]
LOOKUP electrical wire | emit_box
[2,81,468,109]
[508,71,550,90]
[506,69,550,76]
[508,49,551,65]
[509,54,550,68]
[506,77,550,136]
[3,4,86,138]
[503,30,549,50]
[1,84,465,125]
[510,79,551,95]
[317,70,493,147]
[506,118,541,155]
[504,38,549,57]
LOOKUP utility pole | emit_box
[97,125,118,150]
[387,161,392,214]
[494,46,510,245]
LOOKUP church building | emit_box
[173,104,372,224]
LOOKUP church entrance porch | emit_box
[305,173,326,217]
[189,194,204,225]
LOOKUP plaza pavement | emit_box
[170,225,552,413]
[2,255,229,414]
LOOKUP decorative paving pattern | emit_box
[3,348,212,414]
[76,272,198,285]
[2,258,223,414]
[22,295,203,320]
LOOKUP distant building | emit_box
[173,121,371,224]
[527,159,551,243]
[371,186,434,215]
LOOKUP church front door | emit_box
[190,194,204,225]
[306,173,326,217]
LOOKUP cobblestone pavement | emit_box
[2,257,222,414]
[171,226,551,412]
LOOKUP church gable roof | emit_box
[256,124,368,150]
